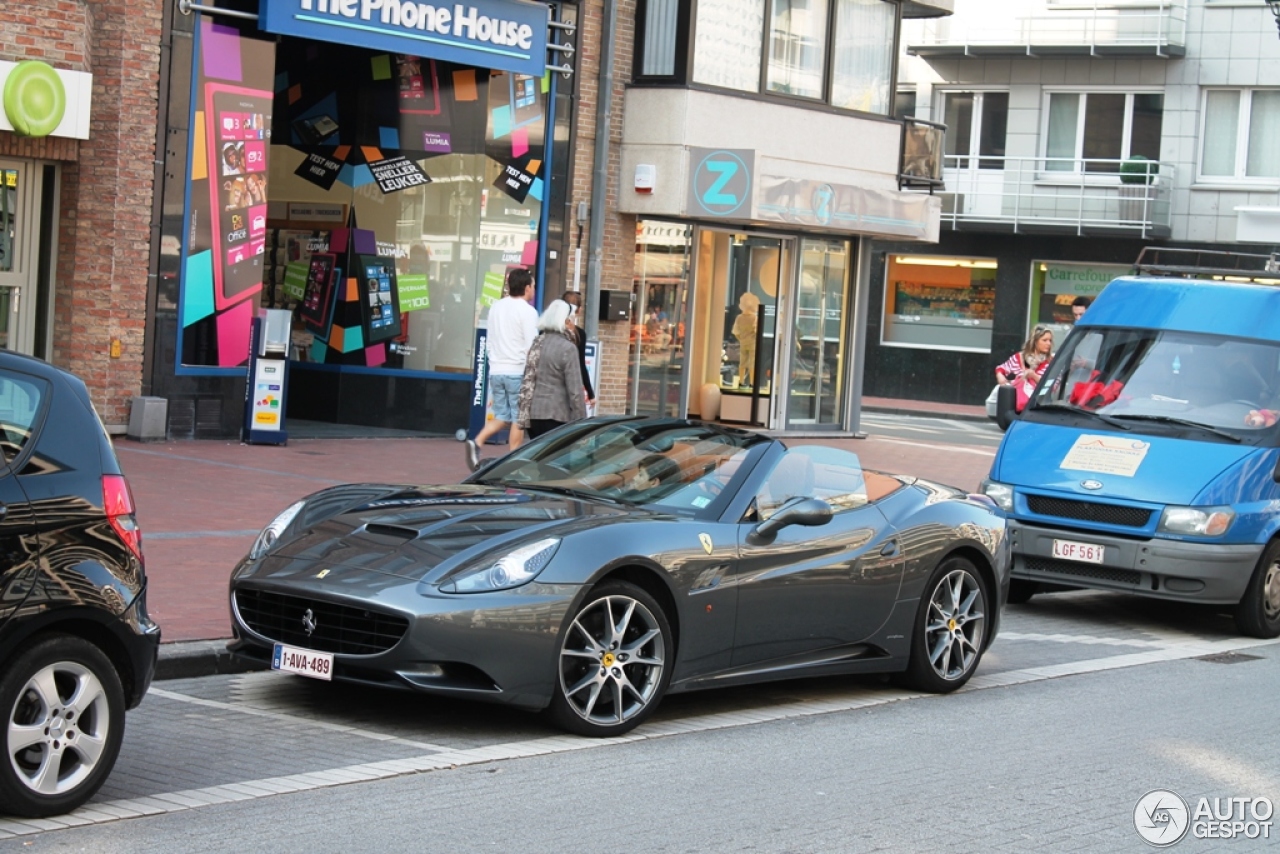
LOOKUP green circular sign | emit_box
[3,60,66,137]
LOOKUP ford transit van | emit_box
[983,263,1280,638]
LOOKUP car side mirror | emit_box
[748,497,832,544]
[995,384,1018,431]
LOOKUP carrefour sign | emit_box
[259,0,548,77]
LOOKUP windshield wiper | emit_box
[1033,402,1131,430]
[1107,414,1242,443]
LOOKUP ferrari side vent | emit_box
[234,589,409,655]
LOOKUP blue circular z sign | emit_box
[690,149,752,217]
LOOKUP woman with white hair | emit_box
[516,299,587,439]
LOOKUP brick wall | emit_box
[2,0,162,428]
[566,0,639,416]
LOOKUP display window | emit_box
[177,19,548,374]
[881,255,996,352]
[1029,260,1129,344]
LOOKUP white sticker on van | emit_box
[1060,434,1151,477]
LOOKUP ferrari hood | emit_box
[995,422,1257,504]
[253,484,628,583]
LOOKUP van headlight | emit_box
[249,499,305,560]
[981,480,1014,512]
[442,538,561,593]
[1157,506,1234,537]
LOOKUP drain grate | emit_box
[1194,651,1263,664]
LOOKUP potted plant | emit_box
[1118,155,1155,221]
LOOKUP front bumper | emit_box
[228,580,581,711]
[1009,520,1260,605]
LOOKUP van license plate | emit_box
[272,643,333,681]
[1052,539,1104,564]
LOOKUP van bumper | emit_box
[1009,520,1260,605]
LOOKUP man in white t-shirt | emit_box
[467,268,537,468]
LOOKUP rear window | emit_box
[0,372,47,464]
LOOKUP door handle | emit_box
[879,540,899,557]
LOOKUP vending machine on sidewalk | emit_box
[243,309,292,445]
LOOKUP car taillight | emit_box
[103,474,144,565]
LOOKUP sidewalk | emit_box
[124,398,995,677]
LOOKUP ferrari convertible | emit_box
[229,416,1009,737]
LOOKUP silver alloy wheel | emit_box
[1264,557,1279,620]
[924,568,987,681]
[558,594,667,727]
[7,661,111,797]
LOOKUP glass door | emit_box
[629,220,693,417]
[0,160,37,354]
[785,238,851,429]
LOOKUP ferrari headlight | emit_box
[443,538,561,593]
[981,480,1014,512]
[249,499,305,560]
[1158,506,1234,537]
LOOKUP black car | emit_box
[230,417,1008,737]
[0,352,159,817]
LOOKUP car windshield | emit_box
[1031,326,1280,444]
[473,419,770,510]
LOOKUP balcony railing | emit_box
[906,0,1187,57]
[923,155,1174,238]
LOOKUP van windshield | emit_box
[1031,327,1280,443]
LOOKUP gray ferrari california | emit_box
[229,416,1008,737]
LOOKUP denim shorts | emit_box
[489,373,523,422]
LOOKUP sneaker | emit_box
[464,438,480,472]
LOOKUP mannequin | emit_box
[732,292,761,387]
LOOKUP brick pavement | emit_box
[117,406,996,644]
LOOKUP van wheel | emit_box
[1007,580,1039,604]
[1235,542,1280,639]
[0,636,125,817]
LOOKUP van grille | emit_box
[1026,496,1151,528]
[234,589,409,655]
[1024,556,1141,586]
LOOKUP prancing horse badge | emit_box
[698,533,713,554]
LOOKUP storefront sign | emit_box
[422,131,452,153]
[294,151,345,190]
[1042,263,1130,296]
[369,155,431,193]
[258,0,549,78]
[285,202,346,223]
[758,176,933,239]
[0,60,92,140]
[687,148,753,218]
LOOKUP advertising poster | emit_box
[180,20,276,368]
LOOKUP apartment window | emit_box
[1201,89,1280,180]
[682,0,897,114]
[1043,92,1163,173]
[940,92,1008,170]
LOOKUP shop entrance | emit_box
[0,159,54,357]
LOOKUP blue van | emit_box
[983,265,1280,637]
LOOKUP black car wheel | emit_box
[902,557,989,693]
[1235,541,1280,639]
[0,636,125,817]
[547,582,673,737]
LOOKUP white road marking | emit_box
[1,632,1274,839]
[871,435,997,457]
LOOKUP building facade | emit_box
[868,0,1280,407]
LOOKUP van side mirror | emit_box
[748,497,832,544]
[995,384,1018,431]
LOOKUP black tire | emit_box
[1007,579,1039,605]
[0,636,125,817]
[1234,541,1280,639]
[901,557,990,693]
[546,581,673,737]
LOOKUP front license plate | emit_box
[272,643,333,681]
[1052,538,1105,564]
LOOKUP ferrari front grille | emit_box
[234,589,409,655]
[1024,556,1141,586]
[1026,496,1151,528]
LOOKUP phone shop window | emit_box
[177,22,547,374]
[881,255,995,352]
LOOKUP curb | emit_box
[155,639,265,681]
